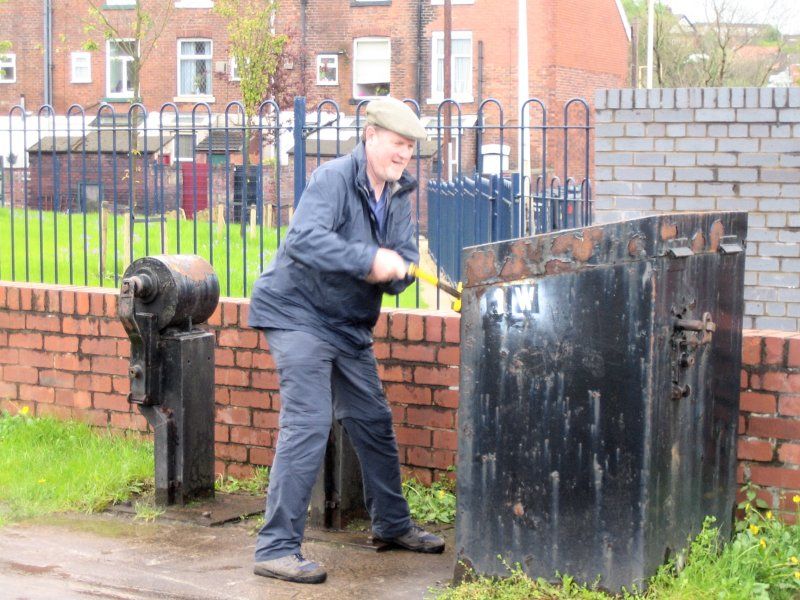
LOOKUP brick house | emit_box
[1,1,629,117]
[285,0,630,191]
[0,0,245,114]
[1,1,629,221]
[282,0,630,118]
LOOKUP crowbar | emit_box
[407,263,463,312]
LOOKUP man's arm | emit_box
[379,195,420,295]
[284,168,378,278]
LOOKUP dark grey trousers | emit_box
[254,328,412,562]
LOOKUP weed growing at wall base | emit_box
[215,466,270,495]
[430,490,800,599]
[403,475,456,524]
[0,409,153,525]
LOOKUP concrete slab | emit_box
[1,512,454,600]
[110,493,265,527]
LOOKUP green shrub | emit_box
[403,475,456,524]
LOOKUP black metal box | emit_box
[456,212,747,591]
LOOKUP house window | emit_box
[105,0,135,6]
[178,39,212,96]
[316,54,338,86]
[0,53,15,84]
[175,133,196,161]
[106,40,136,98]
[71,52,92,83]
[431,31,473,102]
[353,38,390,98]
[230,56,240,81]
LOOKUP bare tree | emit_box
[693,0,785,86]
[624,0,792,87]
[82,0,173,104]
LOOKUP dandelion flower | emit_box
[766,511,773,520]
[795,571,800,580]
[20,406,30,415]
[790,556,799,565]
[749,524,760,535]
[760,538,767,549]
[793,495,800,505]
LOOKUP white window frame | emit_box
[105,0,135,6]
[352,37,390,99]
[0,53,16,84]
[229,56,240,81]
[106,39,136,98]
[176,38,213,99]
[316,54,339,86]
[71,52,92,84]
[429,31,473,103]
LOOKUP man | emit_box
[248,97,445,584]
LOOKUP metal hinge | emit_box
[666,238,694,258]
[719,235,743,254]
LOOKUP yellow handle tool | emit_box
[407,263,463,312]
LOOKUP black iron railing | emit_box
[0,97,592,307]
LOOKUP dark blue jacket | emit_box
[248,142,420,353]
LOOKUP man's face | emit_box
[365,126,416,184]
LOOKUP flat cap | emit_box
[366,97,428,141]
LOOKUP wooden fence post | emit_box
[265,203,273,229]
[122,212,131,269]
[249,205,257,237]
[216,204,225,235]
[99,201,108,282]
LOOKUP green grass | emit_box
[0,206,425,307]
[431,487,800,600]
[133,500,165,523]
[0,409,153,525]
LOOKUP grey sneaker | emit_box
[375,524,445,554]
[253,553,327,584]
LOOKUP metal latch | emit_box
[719,235,743,254]
[675,311,716,344]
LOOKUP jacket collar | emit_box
[352,141,417,199]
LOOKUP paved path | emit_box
[1,513,455,599]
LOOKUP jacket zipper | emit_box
[358,182,383,245]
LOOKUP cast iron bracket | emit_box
[119,275,160,406]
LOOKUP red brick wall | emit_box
[0,281,459,484]
[0,0,252,113]
[8,281,798,512]
[739,330,800,522]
